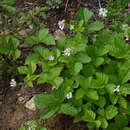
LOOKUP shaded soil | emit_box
[0,79,86,130]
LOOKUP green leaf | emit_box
[86,89,99,100]
[82,109,96,122]
[94,57,104,67]
[91,73,108,89]
[28,63,37,74]
[54,77,64,87]
[12,49,21,59]
[95,96,106,107]
[60,103,78,116]
[121,84,130,95]
[43,34,56,45]
[76,8,93,23]
[74,62,83,75]
[75,88,85,99]
[88,21,104,31]
[1,5,16,13]
[115,115,128,128]
[37,28,49,41]
[105,105,118,120]
[109,95,118,105]
[40,107,58,119]
[98,117,108,129]
[18,66,28,74]
[35,94,60,108]
[33,46,45,57]
[25,36,38,44]
[120,69,130,84]
[76,53,91,63]
[105,83,116,94]
[118,97,127,108]
[25,53,40,64]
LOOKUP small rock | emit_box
[25,97,36,111]
[18,96,25,104]
[54,29,65,40]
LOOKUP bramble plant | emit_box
[17,8,130,129]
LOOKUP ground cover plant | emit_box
[1,0,130,129]
[17,8,130,129]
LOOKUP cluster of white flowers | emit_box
[10,79,16,87]
[48,56,55,61]
[62,47,73,56]
[99,8,108,17]
[58,20,65,30]
[113,85,120,93]
[66,92,73,99]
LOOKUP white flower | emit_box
[99,8,108,17]
[122,24,128,30]
[113,85,120,93]
[125,35,129,41]
[62,47,73,56]
[58,20,65,30]
[48,56,55,61]
[10,79,16,87]
[66,92,73,99]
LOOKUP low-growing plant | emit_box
[107,0,129,18]
[18,8,130,129]
[0,0,16,13]
[46,0,62,9]
[0,35,21,75]
[19,120,47,130]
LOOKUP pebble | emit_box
[25,97,36,111]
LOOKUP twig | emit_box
[65,0,69,12]
[98,0,102,8]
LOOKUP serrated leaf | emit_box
[118,97,127,108]
[98,117,108,129]
[76,53,91,63]
[82,109,96,122]
[18,66,28,74]
[76,8,93,23]
[115,115,128,128]
[109,95,118,105]
[74,62,83,75]
[75,88,85,99]
[26,36,38,44]
[86,89,99,100]
[28,63,37,74]
[43,34,55,45]
[25,53,40,64]
[54,77,64,87]
[40,107,58,119]
[60,103,78,116]
[105,105,118,120]
[88,21,104,31]
[105,83,116,94]
[95,96,106,107]
[37,28,49,41]
[35,94,60,108]
[94,57,104,67]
